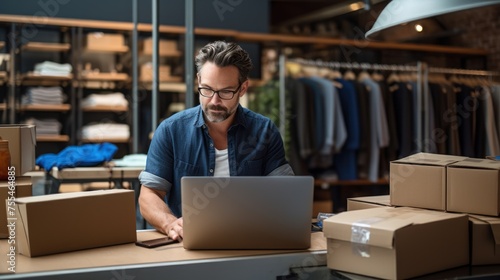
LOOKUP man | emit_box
[138,41,294,241]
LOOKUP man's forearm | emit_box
[139,186,178,234]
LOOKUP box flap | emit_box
[348,195,391,206]
[0,124,36,145]
[470,215,500,248]
[392,152,467,166]
[449,158,500,170]
[14,202,31,256]
[24,124,37,147]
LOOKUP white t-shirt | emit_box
[214,148,230,176]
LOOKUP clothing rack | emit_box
[279,57,499,155]
[279,57,426,152]
[422,64,500,151]
[287,58,420,72]
[428,66,499,76]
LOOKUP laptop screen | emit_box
[181,176,314,250]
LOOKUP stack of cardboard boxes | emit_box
[0,125,137,258]
[0,125,36,239]
[140,38,182,83]
[323,152,500,279]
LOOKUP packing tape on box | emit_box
[351,217,383,258]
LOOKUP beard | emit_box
[203,104,235,123]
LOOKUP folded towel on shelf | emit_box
[81,92,128,108]
[23,117,62,135]
[112,154,147,167]
[33,61,72,76]
[22,86,66,105]
[81,123,130,140]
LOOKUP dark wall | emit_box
[0,0,267,78]
[0,0,269,33]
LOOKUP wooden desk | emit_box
[0,230,327,279]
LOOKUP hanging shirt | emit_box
[298,78,326,157]
[481,86,499,156]
[309,76,347,154]
[333,78,360,180]
[360,77,390,183]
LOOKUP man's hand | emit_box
[166,217,183,241]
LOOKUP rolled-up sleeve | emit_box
[268,163,295,176]
[138,170,171,193]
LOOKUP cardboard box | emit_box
[390,153,466,211]
[1,176,32,238]
[0,125,36,176]
[86,32,126,51]
[14,189,136,257]
[469,215,500,265]
[140,63,179,82]
[447,158,500,216]
[323,207,469,279]
[143,38,180,56]
[347,195,392,211]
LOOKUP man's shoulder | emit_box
[159,106,200,127]
[240,106,274,126]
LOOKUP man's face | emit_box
[197,62,247,123]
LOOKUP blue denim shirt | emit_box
[139,104,294,217]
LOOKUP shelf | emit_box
[140,81,186,92]
[21,72,73,81]
[0,14,489,56]
[83,45,129,53]
[0,42,4,49]
[21,42,71,52]
[140,76,183,83]
[18,104,71,112]
[0,71,6,81]
[233,32,490,56]
[37,134,70,142]
[82,105,128,112]
[81,72,129,81]
[81,137,129,143]
[140,50,182,58]
[0,103,6,110]
[249,79,266,88]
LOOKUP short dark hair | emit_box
[195,41,253,84]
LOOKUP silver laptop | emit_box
[181,176,314,250]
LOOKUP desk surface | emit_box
[1,231,327,279]
[49,166,143,180]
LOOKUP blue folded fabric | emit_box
[36,142,118,171]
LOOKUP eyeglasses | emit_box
[198,83,241,100]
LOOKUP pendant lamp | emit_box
[365,0,500,39]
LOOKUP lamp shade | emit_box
[366,0,500,39]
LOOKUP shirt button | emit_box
[210,169,214,173]
[210,143,213,147]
